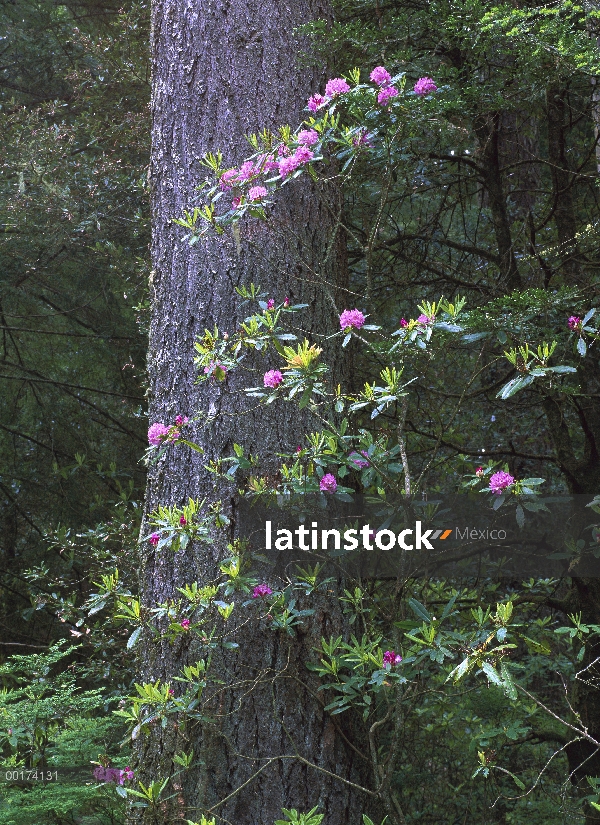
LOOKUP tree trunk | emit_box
[473,112,522,291]
[132,1,377,824]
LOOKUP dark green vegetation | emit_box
[2,0,600,823]
[0,0,148,820]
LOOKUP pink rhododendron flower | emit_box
[252,584,273,598]
[231,197,241,208]
[568,316,581,330]
[399,318,408,328]
[325,77,350,96]
[352,129,373,148]
[179,515,187,525]
[148,422,169,446]
[278,155,300,178]
[297,129,319,146]
[257,153,279,172]
[307,93,327,112]
[266,298,275,310]
[248,185,268,201]
[180,618,191,629]
[219,169,238,190]
[414,77,437,95]
[417,314,434,325]
[340,308,366,330]
[284,297,290,307]
[237,160,256,181]
[123,767,134,781]
[320,473,338,493]
[294,146,314,163]
[264,369,283,388]
[149,532,159,547]
[370,66,392,86]
[383,650,403,666]
[349,452,369,469]
[378,86,398,106]
[174,414,189,427]
[475,467,485,477]
[489,471,515,495]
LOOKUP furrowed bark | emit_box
[131,1,378,824]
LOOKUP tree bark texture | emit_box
[132,1,377,824]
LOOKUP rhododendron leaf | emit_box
[127,627,143,650]
[577,337,587,356]
[582,308,596,325]
[516,505,525,528]
[342,333,352,348]
[461,332,488,342]
[492,495,506,510]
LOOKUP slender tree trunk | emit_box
[546,83,581,283]
[131,2,377,824]
[473,113,522,291]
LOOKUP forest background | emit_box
[2,0,600,823]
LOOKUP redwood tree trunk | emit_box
[132,1,375,824]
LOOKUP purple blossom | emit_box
[413,77,438,96]
[266,298,275,310]
[417,313,435,325]
[307,93,328,112]
[568,316,581,330]
[278,155,301,178]
[257,154,279,172]
[339,308,366,330]
[297,129,319,146]
[252,584,273,598]
[294,146,314,164]
[349,452,369,469]
[475,467,485,477]
[180,618,191,629]
[284,297,290,307]
[179,515,187,525]
[264,369,283,388]
[370,66,392,86]
[149,532,160,547]
[232,196,241,209]
[489,471,515,495]
[219,169,238,190]
[352,129,373,148]
[123,767,134,781]
[174,414,189,427]
[148,422,169,446]
[378,86,398,106]
[399,318,408,328]
[325,77,350,96]
[320,473,338,493]
[248,185,268,201]
[383,650,403,666]
[237,160,257,181]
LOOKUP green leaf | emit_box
[481,662,503,686]
[127,626,143,650]
[408,598,431,622]
[577,337,587,356]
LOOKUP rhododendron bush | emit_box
[122,59,600,825]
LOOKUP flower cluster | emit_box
[413,77,437,96]
[93,766,134,785]
[148,415,189,446]
[383,650,402,667]
[489,471,515,495]
[349,451,370,469]
[252,584,273,598]
[264,369,283,388]
[340,308,366,330]
[568,316,581,331]
[320,473,338,493]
